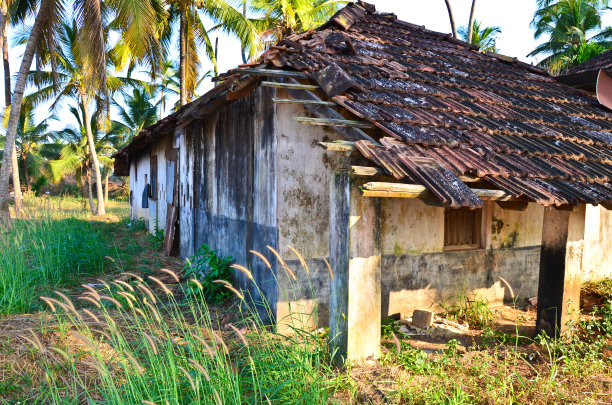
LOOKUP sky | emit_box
[2,0,612,132]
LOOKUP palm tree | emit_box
[249,0,346,48]
[529,0,612,73]
[0,0,59,221]
[0,0,163,220]
[459,20,501,53]
[0,0,23,213]
[7,102,53,191]
[50,104,120,211]
[112,86,159,142]
[164,0,258,106]
[26,21,139,214]
[154,60,179,117]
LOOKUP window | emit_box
[444,208,482,250]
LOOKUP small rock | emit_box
[412,309,434,328]
[528,297,538,307]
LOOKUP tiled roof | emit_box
[254,1,612,207]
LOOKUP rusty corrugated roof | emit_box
[254,1,612,207]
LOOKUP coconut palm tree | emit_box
[529,0,612,73]
[249,0,347,48]
[4,102,53,191]
[50,104,121,211]
[26,21,141,214]
[165,0,258,106]
[112,86,159,142]
[459,20,501,53]
[0,0,164,220]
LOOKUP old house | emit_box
[114,2,612,361]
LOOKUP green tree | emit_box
[459,20,501,53]
[3,102,54,191]
[0,0,163,220]
[50,104,120,210]
[164,0,257,106]
[249,0,347,47]
[26,21,139,214]
[112,86,159,142]
[529,0,612,73]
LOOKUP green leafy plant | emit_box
[148,220,164,250]
[183,244,234,304]
[381,318,400,339]
[440,291,492,329]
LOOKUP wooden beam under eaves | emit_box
[273,98,337,106]
[232,68,309,79]
[361,182,516,201]
[262,81,320,91]
[294,117,375,129]
[351,165,481,183]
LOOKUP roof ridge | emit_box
[317,1,375,31]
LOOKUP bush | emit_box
[183,244,234,304]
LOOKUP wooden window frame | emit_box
[443,207,483,251]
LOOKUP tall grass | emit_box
[0,198,118,314]
[29,267,333,404]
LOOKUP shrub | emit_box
[183,244,234,304]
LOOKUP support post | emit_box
[536,206,585,337]
[329,171,381,363]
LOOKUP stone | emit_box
[411,309,434,328]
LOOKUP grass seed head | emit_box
[143,332,158,355]
[287,245,309,274]
[323,257,334,280]
[160,268,180,283]
[229,323,249,347]
[249,250,272,269]
[148,276,173,296]
[137,283,157,304]
[177,365,197,393]
[78,295,102,309]
[188,358,211,381]
[113,279,135,292]
[82,284,102,299]
[122,272,144,282]
[231,264,253,280]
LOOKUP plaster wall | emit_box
[274,93,344,329]
[378,199,546,319]
[148,135,171,232]
[583,205,612,279]
[129,151,150,222]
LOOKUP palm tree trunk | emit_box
[21,152,29,192]
[104,170,109,204]
[86,167,95,213]
[241,1,247,64]
[444,0,458,39]
[0,0,51,222]
[80,92,105,215]
[1,2,22,214]
[179,5,187,106]
[467,0,477,44]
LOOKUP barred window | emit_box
[444,208,482,250]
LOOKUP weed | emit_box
[440,290,492,329]
[183,244,234,305]
[381,318,400,339]
[148,220,164,251]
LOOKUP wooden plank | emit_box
[319,141,356,153]
[273,98,337,106]
[361,182,517,201]
[294,117,375,129]
[261,81,320,90]
[283,78,380,145]
[232,68,308,79]
[351,165,481,183]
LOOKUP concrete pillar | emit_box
[536,206,585,337]
[329,171,381,362]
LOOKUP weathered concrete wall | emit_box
[185,86,279,316]
[378,198,544,319]
[583,205,612,280]
[129,151,150,222]
[274,91,344,330]
[148,135,172,232]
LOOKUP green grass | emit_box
[0,197,124,314]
